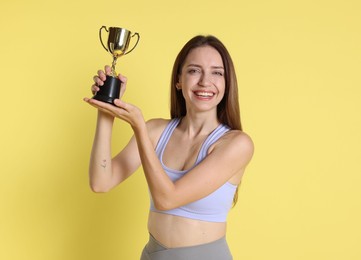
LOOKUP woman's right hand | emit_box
[91,65,127,99]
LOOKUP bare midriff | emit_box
[147,211,227,248]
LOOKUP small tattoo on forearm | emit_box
[101,159,107,169]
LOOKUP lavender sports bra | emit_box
[149,118,237,223]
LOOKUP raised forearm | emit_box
[89,111,115,192]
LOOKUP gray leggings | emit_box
[140,234,233,260]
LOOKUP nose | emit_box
[198,72,212,87]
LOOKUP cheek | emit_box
[219,91,225,102]
[217,81,226,95]
[218,86,227,103]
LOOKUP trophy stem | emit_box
[111,56,118,77]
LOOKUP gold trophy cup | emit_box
[93,26,140,104]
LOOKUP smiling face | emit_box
[177,46,226,115]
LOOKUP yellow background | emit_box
[1,0,360,259]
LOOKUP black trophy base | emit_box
[92,75,121,105]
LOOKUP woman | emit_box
[84,35,254,259]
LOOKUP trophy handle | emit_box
[99,26,109,52]
[125,32,140,55]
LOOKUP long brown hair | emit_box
[170,35,243,205]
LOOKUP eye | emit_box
[188,68,200,74]
[213,71,224,76]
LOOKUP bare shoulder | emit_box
[211,130,254,164]
[147,118,170,129]
[145,118,171,147]
[146,118,170,132]
[223,130,253,150]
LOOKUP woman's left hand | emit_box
[84,97,145,130]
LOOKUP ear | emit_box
[176,83,181,90]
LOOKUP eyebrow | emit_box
[186,64,225,70]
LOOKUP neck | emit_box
[179,112,220,137]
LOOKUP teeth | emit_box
[195,92,214,97]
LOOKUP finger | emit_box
[118,73,127,84]
[104,65,112,76]
[97,70,107,81]
[118,74,127,98]
[91,84,99,95]
[85,98,117,115]
[114,99,128,111]
[93,75,104,87]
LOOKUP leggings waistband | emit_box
[140,234,233,260]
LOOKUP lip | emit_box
[193,90,215,99]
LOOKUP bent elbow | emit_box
[153,198,176,211]
[89,183,111,193]
[153,202,167,211]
